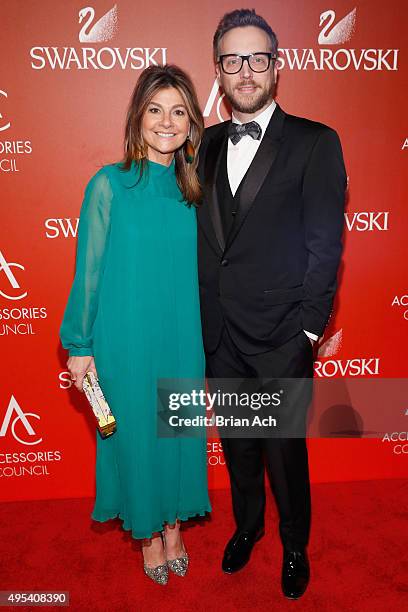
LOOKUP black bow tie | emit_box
[228,121,262,145]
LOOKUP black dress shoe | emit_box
[222,529,264,574]
[281,549,310,599]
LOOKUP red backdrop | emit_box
[1,0,407,502]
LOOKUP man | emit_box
[197,9,346,599]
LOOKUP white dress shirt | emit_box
[227,100,318,343]
[227,101,276,196]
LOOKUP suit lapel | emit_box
[225,104,286,250]
[198,124,229,253]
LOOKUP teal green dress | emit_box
[60,159,211,539]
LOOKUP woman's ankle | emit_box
[142,534,165,565]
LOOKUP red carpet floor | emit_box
[0,479,407,612]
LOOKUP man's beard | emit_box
[224,81,275,115]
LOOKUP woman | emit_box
[60,65,211,585]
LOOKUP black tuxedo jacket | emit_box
[196,104,347,355]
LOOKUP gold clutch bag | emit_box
[82,372,116,438]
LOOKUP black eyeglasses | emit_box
[218,52,276,74]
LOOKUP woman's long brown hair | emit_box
[122,64,203,205]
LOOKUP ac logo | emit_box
[0,89,11,132]
[0,250,27,301]
[391,294,408,321]
[203,79,230,122]
[0,395,42,446]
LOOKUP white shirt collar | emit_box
[231,100,276,131]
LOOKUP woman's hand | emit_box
[67,356,97,392]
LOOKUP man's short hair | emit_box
[213,8,279,60]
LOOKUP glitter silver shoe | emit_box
[166,551,189,577]
[143,533,168,585]
[143,562,169,585]
[163,529,189,577]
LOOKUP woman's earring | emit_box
[184,138,195,164]
[136,141,148,160]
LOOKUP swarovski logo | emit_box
[29,6,166,71]
[345,212,389,232]
[315,358,380,377]
[277,8,398,71]
[44,218,79,239]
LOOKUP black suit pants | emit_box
[206,325,314,551]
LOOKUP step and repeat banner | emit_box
[1,1,407,501]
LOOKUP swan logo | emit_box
[0,396,42,446]
[78,4,118,43]
[317,329,343,358]
[278,7,399,71]
[318,8,356,45]
[29,6,167,71]
[0,250,27,301]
